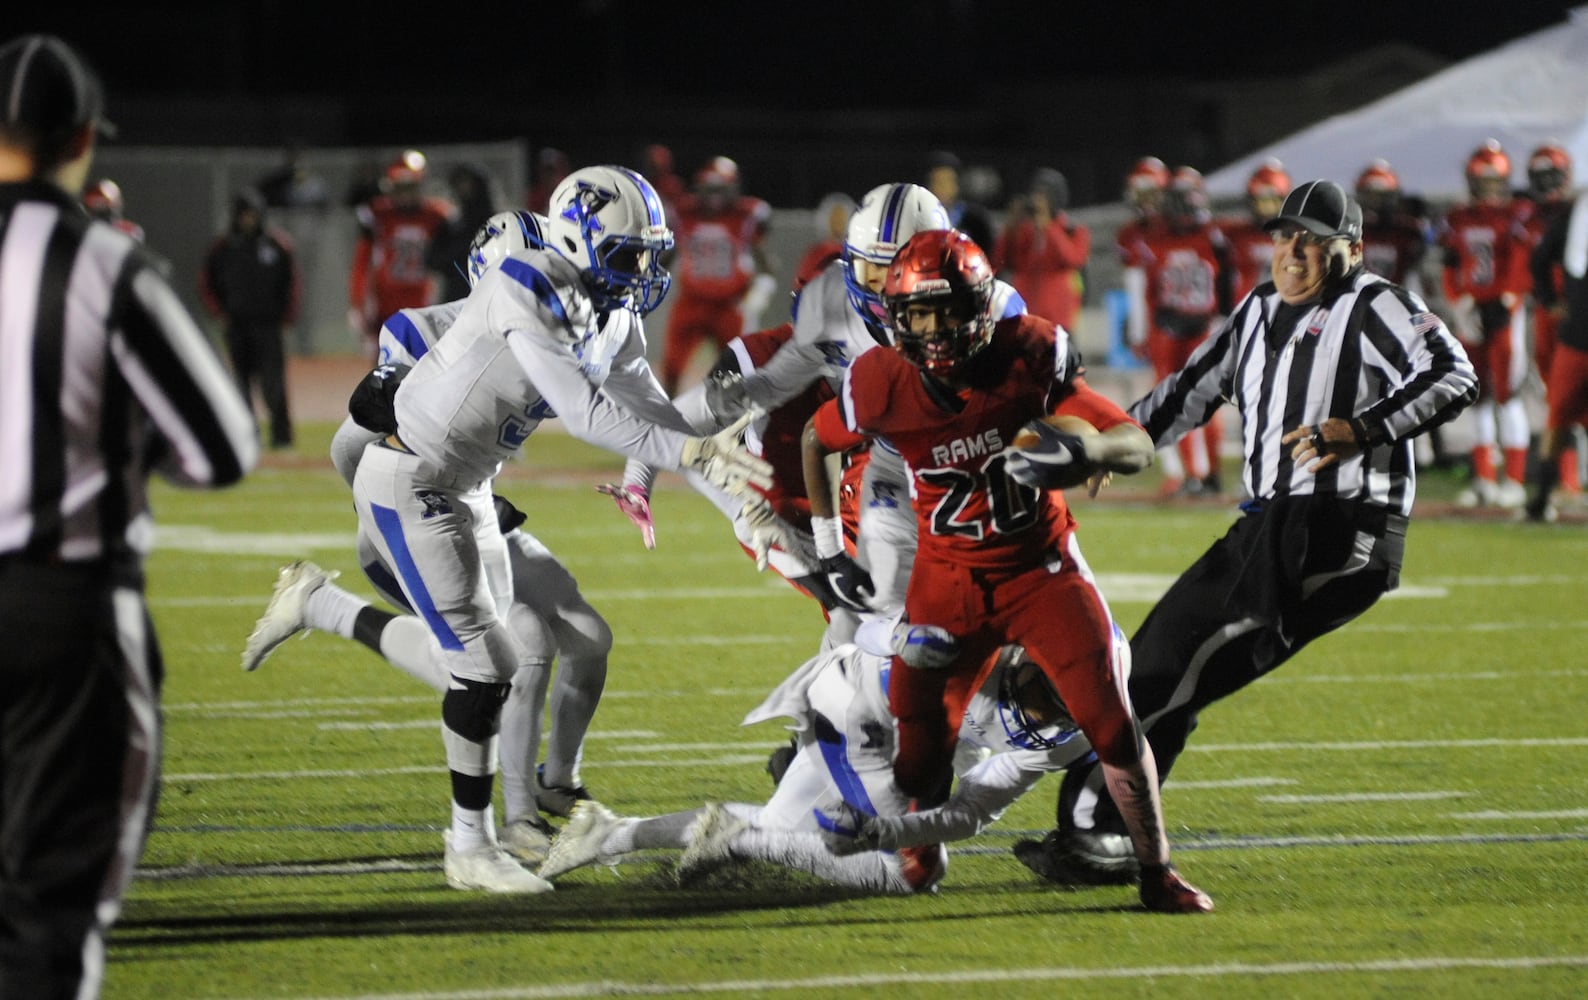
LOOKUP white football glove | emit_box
[738,495,789,572]
[891,621,960,670]
[679,409,774,501]
[703,369,751,425]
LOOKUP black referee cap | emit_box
[1263,179,1360,241]
[0,34,116,138]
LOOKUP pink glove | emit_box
[596,484,655,549]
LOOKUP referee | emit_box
[0,34,257,998]
[1016,179,1479,885]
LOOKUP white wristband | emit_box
[811,515,845,560]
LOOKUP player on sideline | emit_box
[802,229,1211,913]
[244,211,619,863]
[340,166,776,893]
[535,618,1105,895]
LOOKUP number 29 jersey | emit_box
[822,315,1120,570]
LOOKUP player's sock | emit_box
[449,794,495,851]
[1503,446,1529,485]
[302,579,368,636]
[621,811,698,851]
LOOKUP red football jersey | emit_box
[1520,198,1572,297]
[725,323,832,528]
[1119,218,1227,333]
[819,315,1134,569]
[1218,217,1274,303]
[1439,200,1531,304]
[350,194,454,313]
[1361,213,1430,286]
[670,194,771,302]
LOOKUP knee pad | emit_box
[442,676,511,743]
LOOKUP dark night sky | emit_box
[15,1,1583,109]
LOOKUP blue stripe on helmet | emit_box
[879,184,908,245]
[499,257,570,325]
[613,165,666,226]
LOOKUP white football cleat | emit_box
[241,560,336,672]
[500,816,555,865]
[537,801,625,880]
[443,832,554,894]
[1495,479,1527,509]
[677,803,747,886]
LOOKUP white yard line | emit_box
[1259,791,1470,803]
[207,954,1588,1000]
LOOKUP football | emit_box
[1012,414,1099,450]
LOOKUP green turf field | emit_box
[107,422,1588,999]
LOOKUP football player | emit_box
[1221,158,1290,302]
[1439,140,1534,508]
[330,166,774,893]
[245,211,624,865]
[1520,143,1580,504]
[348,149,456,362]
[800,229,1211,913]
[1119,165,1233,496]
[535,620,1105,896]
[657,156,775,395]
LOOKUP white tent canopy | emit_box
[1206,6,1588,200]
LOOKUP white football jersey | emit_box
[394,248,692,485]
[378,300,464,368]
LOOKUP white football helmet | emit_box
[546,165,675,315]
[465,210,548,288]
[843,182,950,328]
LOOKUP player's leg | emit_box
[353,449,545,891]
[660,300,706,396]
[1528,343,1588,520]
[854,445,916,617]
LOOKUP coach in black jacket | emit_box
[0,34,257,999]
[1017,180,1479,885]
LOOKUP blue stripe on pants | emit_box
[370,502,464,651]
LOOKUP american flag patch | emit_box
[1410,311,1442,334]
[1306,307,1330,336]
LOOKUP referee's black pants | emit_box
[0,560,162,1000]
[1057,496,1406,836]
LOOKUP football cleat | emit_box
[1138,863,1214,914]
[765,738,797,786]
[442,832,554,894]
[500,815,556,865]
[676,803,747,886]
[537,801,626,880]
[1012,828,1140,886]
[535,764,593,818]
[241,560,336,672]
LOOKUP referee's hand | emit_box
[1282,418,1362,473]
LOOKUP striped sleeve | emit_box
[1128,303,1245,446]
[111,259,258,486]
[1355,286,1479,445]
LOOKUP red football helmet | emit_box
[1164,165,1208,224]
[1245,158,1291,220]
[1355,159,1402,217]
[1465,140,1511,203]
[694,155,740,191]
[1125,156,1170,213]
[82,178,124,219]
[1528,142,1572,200]
[385,149,428,188]
[883,229,996,380]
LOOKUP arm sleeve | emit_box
[113,266,258,487]
[1531,213,1568,309]
[739,334,828,411]
[1128,308,1242,448]
[505,327,693,469]
[1354,288,1480,445]
[812,395,868,452]
[1052,375,1140,433]
[869,752,1052,849]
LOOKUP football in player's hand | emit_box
[1012,414,1098,449]
[1006,415,1099,490]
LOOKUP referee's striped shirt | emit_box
[1,180,257,568]
[1130,266,1478,517]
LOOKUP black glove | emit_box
[348,363,411,434]
[819,552,876,612]
[492,494,527,534]
[1005,421,1094,490]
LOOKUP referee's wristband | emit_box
[1349,416,1381,447]
[811,515,846,560]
